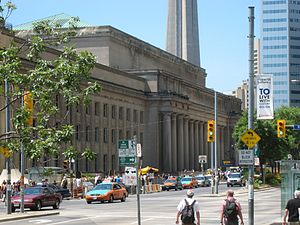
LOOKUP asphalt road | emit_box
[0,184,281,225]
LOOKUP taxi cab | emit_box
[85,182,127,204]
[162,178,183,191]
[181,176,198,189]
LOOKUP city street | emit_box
[0,184,281,225]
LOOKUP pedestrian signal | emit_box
[277,119,286,138]
[207,120,215,142]
[63,160,69,169]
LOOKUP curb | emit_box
[0,211,59,223]
[200,186,275,198]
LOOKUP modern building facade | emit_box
[166,0,200,66]
[261,0,300,109]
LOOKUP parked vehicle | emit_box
[162,178,183,191]
[227,173,246,187]
[12,186,62,212]
[181,177,198,189]
[85,182,127,204]
[195,175,210,187]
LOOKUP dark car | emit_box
[37,184,71,199]
[162,178,183,191]
[12,186,62,212]
[117,182,130,196]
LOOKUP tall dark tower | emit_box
[166,0,200,66]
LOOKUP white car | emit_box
[227,173,246,187]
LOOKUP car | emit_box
[180,177,198,189]
[162,178,183,191]
[195,175,210,187]
[85,182,127,204]
[117,182,130,196]
[227,173,246,187]
[37,184,71,199]
[11,186,62,212]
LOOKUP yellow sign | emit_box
[0,147,12,158]
[240,129,261,149]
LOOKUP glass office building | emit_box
[261,0,300,109]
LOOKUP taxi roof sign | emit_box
[240,129,261,149]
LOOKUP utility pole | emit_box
[20,93,25,213]
[214,91,218,194]
[5,78,12,214]
[248,6,255,225]
[133,136,141,225]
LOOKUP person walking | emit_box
[282,190,300,225]
[220,189,244,225]
[176,189,200,225]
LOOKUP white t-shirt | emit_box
[177,198,200,213]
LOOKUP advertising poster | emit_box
[257,75,274,120]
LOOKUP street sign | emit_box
[293,124,300,130]
[198,155,207,163]
[240,129,261,149]
[239,149,254,165]
[124,167,137,185]
[136,143,142,157]
[118,140,136,166]
[222,160,235,167]
[119,156,135,166]
[0,147,12,158]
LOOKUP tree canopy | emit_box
[233,107,300,165]
[0,2,101,165]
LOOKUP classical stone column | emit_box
[194,121,199,170]
[177,115,184,172]
[189,120,194,170]
[184,116,189,170]
[171,113,177,172]
[163,112,172,172]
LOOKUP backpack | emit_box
[224,199,238,219]
[181,199,196,224]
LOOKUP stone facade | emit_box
[1,26,242,174]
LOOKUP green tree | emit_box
[233,107,300,165]
[0,2,101,166]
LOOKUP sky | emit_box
[7,0,261,93]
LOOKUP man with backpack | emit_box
[220,189,244,225]
[282,190,300,225]
[176,189,201,225]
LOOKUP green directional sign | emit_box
[119,156,135,166]
[118,140,130,149]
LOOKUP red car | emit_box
[12,186,62,212]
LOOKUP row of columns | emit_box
[162,112,228,173]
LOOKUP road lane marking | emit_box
[130,218,153,224]
[28,219,53,224]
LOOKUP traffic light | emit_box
[207,120,215,142]
[277,119,286,138]
[24,91,33,126]
[63,160,69,169]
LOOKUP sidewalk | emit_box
[0,211,59,222]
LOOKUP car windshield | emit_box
[181,177,192,182]
[165,180,176,183]
[205,176,212,179]
[196,176,204,180]
[24,188,42,195]
[93,183,112,190]
[229,173,241,178]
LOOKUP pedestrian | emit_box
[61,176,68,189]
[220,189,244,225]
[282,190,300,225]
[176,189,200,225]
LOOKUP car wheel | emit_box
[86,201,92,204]
[167,189,169,191]
[121,194,126,202]
[53,200,60,209]
[35,200,42,211]
[227,184,230,187]
[101,200,104,203]
[108,195,114,203]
